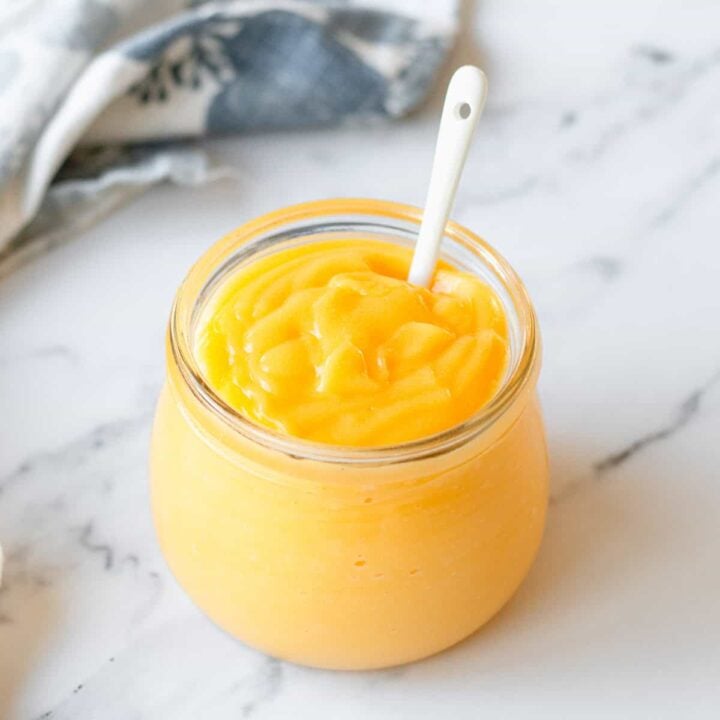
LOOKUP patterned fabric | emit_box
[0,0,457,274]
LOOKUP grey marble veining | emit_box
[2,1,720,718]
[593,368,720,474]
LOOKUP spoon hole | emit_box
[455,102,472,120]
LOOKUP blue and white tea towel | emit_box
[0,0,458,273]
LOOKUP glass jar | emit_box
[150,199,548,670]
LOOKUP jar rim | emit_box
[169,198,540,465]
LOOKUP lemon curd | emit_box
[196,239,509,447]
[150,200,548,670]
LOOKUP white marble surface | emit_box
[2,1,720,717]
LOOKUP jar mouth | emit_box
[169,199,539,465]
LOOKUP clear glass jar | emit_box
[150,199,548,670]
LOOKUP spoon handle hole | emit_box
[456,102,472,120]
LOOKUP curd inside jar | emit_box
[195,237,511,446]
[150,199,549,670]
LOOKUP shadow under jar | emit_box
[150,199,549,670]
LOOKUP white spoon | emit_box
[408,65,488,287]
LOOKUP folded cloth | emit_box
[0,0,458,274]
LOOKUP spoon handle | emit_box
[408,66,488,287]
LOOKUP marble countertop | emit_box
[2,1,720,717]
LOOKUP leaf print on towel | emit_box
[129,18,242,104]
[206,11,387,133]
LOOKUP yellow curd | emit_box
[196,239,509,446]
[151,200,548,670]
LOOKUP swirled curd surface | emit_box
[196,239,509,446]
